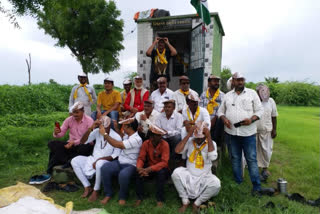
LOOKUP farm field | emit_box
[0,106,319,214]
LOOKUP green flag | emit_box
[191,0,211,25]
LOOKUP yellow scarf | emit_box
[189,140,207,169]
[179,89,190,96]
[73,83,93,103]
[187,106,200,122]
[206,89,220,115]
[155,48,168,64]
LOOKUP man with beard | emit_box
[199,75,224,142]
[124,76,149,117]
[173,76,198,113]
[217,73,270,196]
[146,37,177,91]
[69,72,97,116]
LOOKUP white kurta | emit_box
[182,106,211,129]
[256,98,278,168]
[171,138,221,206]
[69,84,97,116]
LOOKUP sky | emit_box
[0,0,319,87]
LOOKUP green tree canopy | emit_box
[220,66,232,92]
[37,0,124,74]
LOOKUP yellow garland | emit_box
[187,106,200,122]
[155,48,168,64]
[73,83,93,103]
[189,140,207,169]
[179,89,190,96]
[206,88,220,115]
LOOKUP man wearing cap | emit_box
[71,116,121,202]
[173,76,198,113]
[182,92,211,129]
[135,100,160,141]
[135,124,170,207]
[100,118,142,205]
[120,79,132,115]
[29,102,94,185]
[146,37,177,91]
[124,76,149,116]
[172,121,221,213]
[155,99,183,165]
[217,73,268,196]
[199,75,224,142]
[91,77,122,124]
[69,72,97,116]
[150,77,174,112]
[255,84,278,181]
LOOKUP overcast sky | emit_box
[1,0,319,87]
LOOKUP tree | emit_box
[37,0,124,74]
[220,66,232,92]
[265,77,279,84]
[25,53,31,85]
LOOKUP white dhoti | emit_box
[256,131,273,168]
[171,167,221,206]
[71,156,109,191]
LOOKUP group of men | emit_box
[29,37,278,213]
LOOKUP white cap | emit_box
[123,79,132,84]
[227,77,233,91]
[69,101,84,112]
[187,91,200,102]
[78,72,87,77]
[104,77,114,82]
[233,72,245,79]
[100,116,111,128]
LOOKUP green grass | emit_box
[0,106,319,214]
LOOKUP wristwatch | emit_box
[104,132,108,136]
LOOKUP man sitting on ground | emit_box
[71,116,121,202]
[150,77,174,112]
[135,100,160,141]
[173,76,198,113]
[91,77,121,124]
[100,118,142,205]
[69,72,97,116]
[124,76,149,117]
[156,99,183,167]
[172,121,221,213]
[29,102,94,185]
[135,124,170,207]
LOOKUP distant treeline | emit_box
[0,81,318,115]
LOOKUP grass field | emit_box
[0,106,319,214]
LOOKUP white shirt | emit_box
[217,87,263,136]
[118,132,142,166]
[69,84,97,114]
[173,89,198,112]
[85,129,121,160]
[257,98,278,132]
[135,109,160,135]
[178,137,218,176]
[150,88,174,112]
[182,106,211,129]
[155,111,183,138]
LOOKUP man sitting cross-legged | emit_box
[135,124,170,208]
[100,118,142,205]
[71,116,121,202]
[172,121,221,213]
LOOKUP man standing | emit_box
[69,72,97,116]
[135,124,170,207]
[29,102,94,185]
[124,76,149,117]
[199,75,224,142]
[150,77,174,112]
[91,77,122,123]
[156,100,183,165]
[120,79,132,116]
[256,84,278,181]
[71,116,121,202]
[100,118,142,205]
[135,100,160,141]
[217,73,268,196]
[172,121,221,213]
[146,37,177,91]
[173,76,198,113]
[182,92,211,129]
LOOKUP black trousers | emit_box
[136,168,169,202]
[211,117,224,147]
[47,140,93,174]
